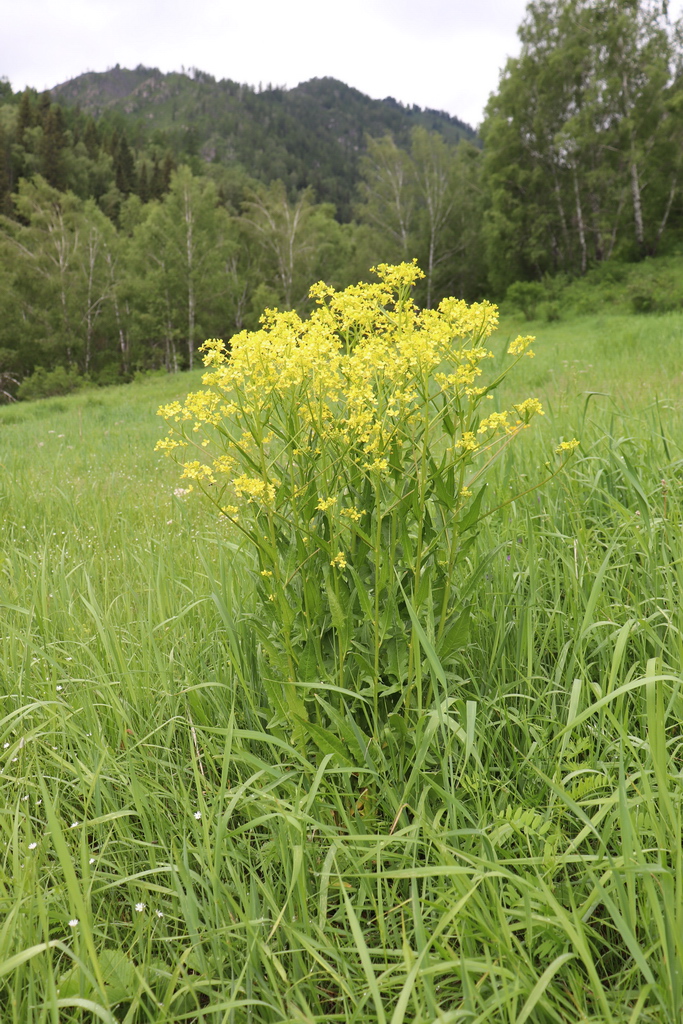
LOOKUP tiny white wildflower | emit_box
[89,857,95,865]
[28,842,37,850]
[56,685,63,692]
[135,902,146,913]
[194,810,202,820]
[68,919,79,927]
[155,909,164,918]
[70,822,79,829]
[2,743,9,749]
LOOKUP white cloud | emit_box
[4,0,682,128]
[3,0,527,125]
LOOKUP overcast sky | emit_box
[3,0,533,128]
[5,1,683,130]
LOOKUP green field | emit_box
[3,309,683,1023]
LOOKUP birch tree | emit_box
[130,167,233,369]
[481,0,681,289]
[1,176,117,370]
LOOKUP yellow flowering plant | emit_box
[157,262,576,746]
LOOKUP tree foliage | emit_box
[480,0,683,291]
[4,9,683,399]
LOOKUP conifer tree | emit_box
[113,131,136,195]
[160,153,174,194]
[136,163,150,204]
[40,105,68,191]
[83,118,100,159]
[15,91,35,145]
[0,125,13,215]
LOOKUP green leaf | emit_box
[437,606,471,661]
[0,942,60,979]
[301,719,355,767]
[457,483,487,533]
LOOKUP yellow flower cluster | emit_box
[514,398,545,420]
[156,263,547,513]
[555,438,580,454]
[478,411,510,435]
[508,335,536,357]
[339,507,364,522]
[233,475,277,505]
[180,460,216,483]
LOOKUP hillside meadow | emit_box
[2,308,683,1022]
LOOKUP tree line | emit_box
[0,95,484,392]
[482,0,683,291]
[2,0,683,397]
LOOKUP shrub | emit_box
[157,262,576,746]
[17,365,85,401]
[505,280,546,319]
[95,364,128,387]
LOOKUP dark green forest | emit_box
[1,0,682,399]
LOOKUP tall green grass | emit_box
[2,317,683,1022]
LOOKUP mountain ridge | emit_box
[49,66,476,219]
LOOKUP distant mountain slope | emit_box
[51,66,476,220]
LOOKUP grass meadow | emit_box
[3,309,683,1022]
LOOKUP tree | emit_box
[40,104,68,190]
[480,0,681,291]
[411,127,456,308]
[129,167,234,369]
[241,181,340,309]
[355,135,416,261]
[1,177,118,372]
[112,130,136,195]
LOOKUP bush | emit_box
[505,280,546,319]
[629,284,659,314]
[17,365,86,401]
[540,301,561,322]
[95,364,128,387]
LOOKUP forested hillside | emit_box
[0,71,484,393]
[51,67,475,220]
[1,0,683,399]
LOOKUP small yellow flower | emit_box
[181,461,216,484]
[363,458,388,473]
[157,401,182,418]
[478,411,509,435]
[330,552,347,570]
[232,475,276,504]
[555,438,580,454]
[508,335,536,357]
[514,397,544,420]
[260,569,273,577]
[454,432,478,452]
[154,436,186,453]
